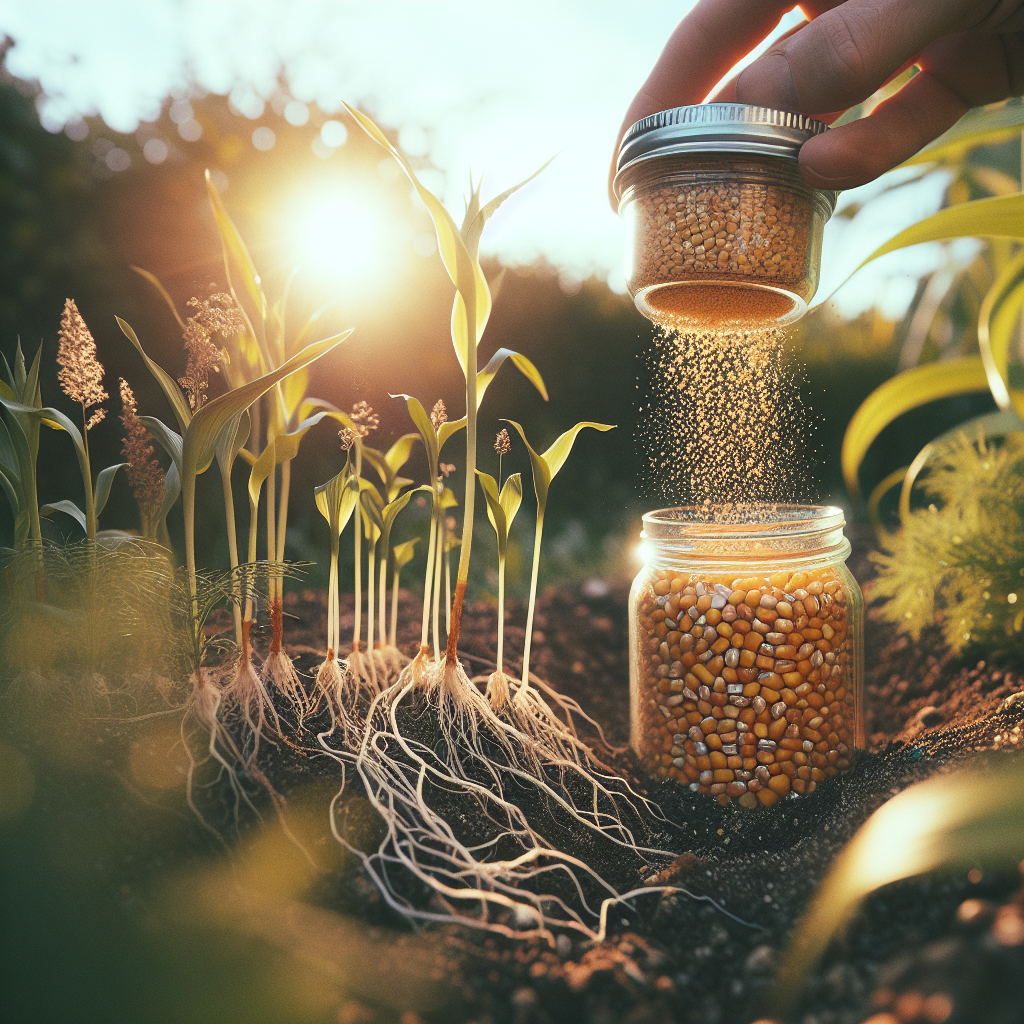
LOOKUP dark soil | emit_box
[2,559,1022,1024]
[258,563,1024,1024]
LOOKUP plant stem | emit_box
[80,403,97,541]
[378,544,388,652]
[266,461,277,607]
[521,508,545,687]
[220,461,242,647]
[352,501,362,655]
[496,556,506,673]
[275,458,291,566]
[432,511,443,662]
[444,292,478,664]
[390,565,401,648]
[420,498,437,652]
[366,536,378,687]
[328,532,340,654]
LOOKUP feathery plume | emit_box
[58,299,107,429]
[339,401,380,450]
[178,293,242,410]
[494,428,511,456]
[119,378,164,526]
[430,399,448,430]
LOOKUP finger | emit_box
[609,0,799,206]
[710,18,809,102]
[735,0,969,116]
[798,30,1024,189]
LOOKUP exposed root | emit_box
[227,650,281,763]
[263,649,309,722]
[485,668,513,712]
[343,642,378,698]
[316,651,364,748]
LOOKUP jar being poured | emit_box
[613,104,839,330]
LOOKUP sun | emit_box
[291,185,392,288]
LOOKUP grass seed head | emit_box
[431,399,448,429]
[58,298,107,427]
[494,428,511,456]
[178,294,239,411]
[119,378,165,523]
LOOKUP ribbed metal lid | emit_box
[614,103,829,199]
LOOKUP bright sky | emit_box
[0,0,970,318]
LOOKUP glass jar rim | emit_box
[642,503,844,538]
[640,504,850,568]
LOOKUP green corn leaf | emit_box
[397,394,439,469]
[24,341,43,408]
[856,194,1024,273]
[503,420,615,513]
[465,159,553,261]
[41,499,87,533]
[1,346,19,393]
[438,416,466,454]
[0,416,21,483]
[117,316,192,433]
[978,248,1024,417]
[155,462,180,535]
[841,356,992,499]
[344,103,481,373]
[542,421,616,478]
[14,508,30,547]
[1,402,90,492]
[767,761,1024,1019]
[359,484,385,539]
[476,470,508,556]
[94,463,126,518]
[214,411,250,474]
[379,488,420,553]
[0,463,23,518]
[139,416,184,475]
[499,472,523,528]
[385,433,419,476]
[314,466,360,538]
[392,537,419,570]
[902,101,1024,167]
[477,348,549,406]
[183,330,351,484]
[131,265,186,331]
[247,440,278,512]
[438,485,458,509]
[205,169,267,322]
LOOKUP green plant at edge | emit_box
[765,758,1024,1021]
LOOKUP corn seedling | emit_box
[476,467,523,709]
[502,420,614,761]
[313,459,361,736]
[0,342,46,591]
[344,104,547,675]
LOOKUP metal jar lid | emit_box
[613,103,830,201]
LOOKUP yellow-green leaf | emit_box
[767,761,1024,1018]
[477,348,548,407]
[841,356,991,499]
[116,316,192,433]
[499,472,523,528]
[131,265,186,331]
[206,169,267,321]
[185,329,351,485]
[392,537,419,570]
[978,248,1024,417]
[314,465,359,538]
[902,101,1024,167]
[857,194,1024,273]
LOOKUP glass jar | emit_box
[629,506,863,809]
[613,104,838,329]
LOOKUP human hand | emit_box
[610,0,1024,205]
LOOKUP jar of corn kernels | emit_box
[613,104,838,329]
[629,506,863,809]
